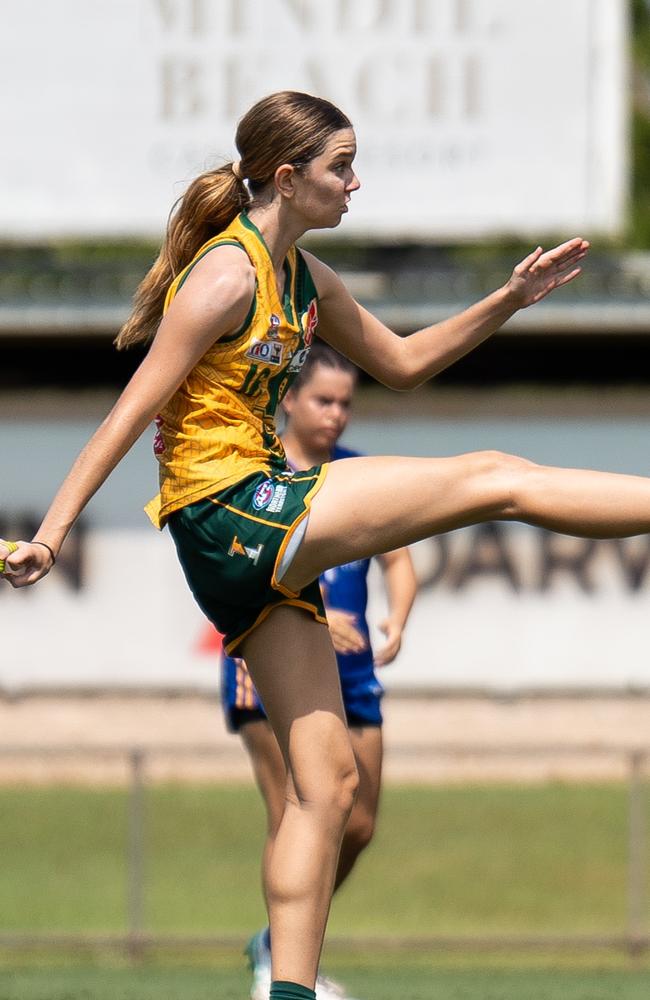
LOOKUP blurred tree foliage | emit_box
[630,0,650,247]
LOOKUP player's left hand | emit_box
[505,237,590,308]
[327,608,369,655]
[374,618,403,666]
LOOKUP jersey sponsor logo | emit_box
[267,313,281,339]
[228,534,264,566]
[252,479,288,513]
[245,339,284,365]
[287,346,311,372]
[302,298,318,346]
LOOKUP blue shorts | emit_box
[221,652,384,731]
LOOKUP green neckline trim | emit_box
[240,212,294,325]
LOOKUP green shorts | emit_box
[168,466,329,654]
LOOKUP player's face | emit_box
[293,128,360,229]
[283,364,356,452]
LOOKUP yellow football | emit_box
[0,540,19,574]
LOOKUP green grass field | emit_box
[1,782,649,998]
[0,783,641,935]
[1,960,650,1000]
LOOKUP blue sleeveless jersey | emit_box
[221,444,384,728]
[320,444,373,675]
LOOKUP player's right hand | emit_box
[0,540,54,588]
[505,238,590,309]
[326,608,368,655]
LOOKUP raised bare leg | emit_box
[284,452,650,590]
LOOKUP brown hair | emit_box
[289,340,358,394]
[116,91,352,349]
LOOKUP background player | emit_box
[221,342,417,1000]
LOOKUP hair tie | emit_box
[231,161,244,180]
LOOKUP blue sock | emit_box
[263,926,271,951]
[270,982,316,1000]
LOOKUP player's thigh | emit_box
[240,606,356,802]
[284,452,531,590]
[240,719,287,834]
[348,726,383,823]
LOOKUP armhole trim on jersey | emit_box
[282,254,296,327]
[175,238,258,344]
[220,281,258,343]
[176,239,243,292]
[295,248,319,310]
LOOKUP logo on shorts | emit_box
[252,479,288,513]
[267,484,287,513]
[245,339,284,365]
[229,535,264,566]
[253,480,274,509]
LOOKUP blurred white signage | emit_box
[0,0,628,240]
[370,528,650,694]
[4,522,650,695]
[4,410,650,694]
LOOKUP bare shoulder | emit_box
[167,242,256,335]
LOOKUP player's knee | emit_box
[328,758,360,820]
[313,756,360,823]
[344,809,376,857]
[291,746,359,826]
[472,449,535,476]
[469,449,539,518]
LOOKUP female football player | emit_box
[5,91,650,1000]
[221,341,416,1000]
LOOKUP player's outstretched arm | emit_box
[303,239,589,390]
[1,249,255,588]
[374,546,418,667]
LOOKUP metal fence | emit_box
[0,742,648,957]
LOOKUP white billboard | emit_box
[3,411,650,694]
[0,0,628,240]
[6,524,650,694]
[4,523,650,696]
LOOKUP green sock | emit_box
[270,982,316,1000]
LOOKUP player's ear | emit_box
[274,163,296,199]
[281,388,297,417]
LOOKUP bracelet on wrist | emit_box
[33,541,56,565]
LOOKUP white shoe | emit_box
[245,933,360,1000]
[316,972,361,1000]
[245,929,272,1000]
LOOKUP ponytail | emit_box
[116,164,249,350]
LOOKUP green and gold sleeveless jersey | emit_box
[145,212,319,528]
